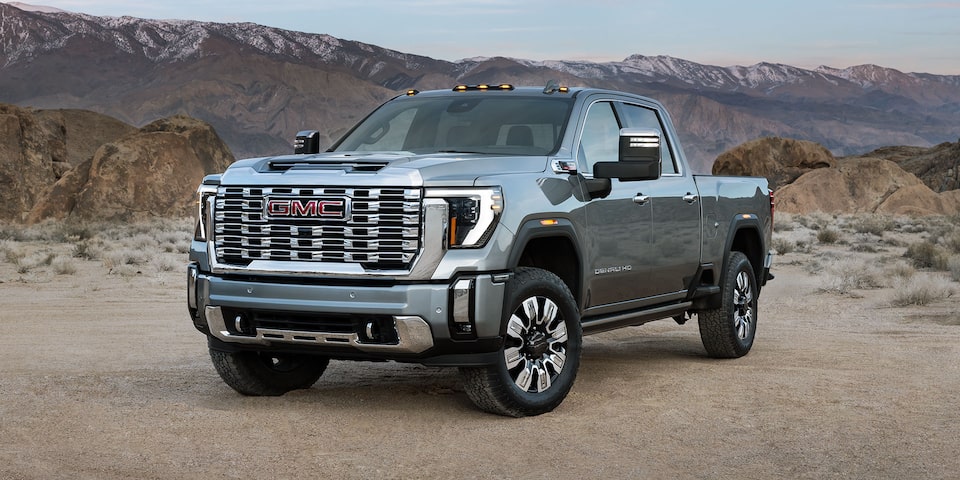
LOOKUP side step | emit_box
[581,302,693,336]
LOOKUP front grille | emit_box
[213,186,422,269]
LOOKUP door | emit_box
[580,101,655,307]
[619,103,701,295]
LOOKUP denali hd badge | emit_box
[265,197,349,219]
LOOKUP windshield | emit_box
[331,94,574,156]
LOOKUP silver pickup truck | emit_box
[187,83,774,417]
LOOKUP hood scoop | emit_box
[266,160,389,173]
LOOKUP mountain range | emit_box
[2,2,959,171]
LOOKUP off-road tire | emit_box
[698,251,758,358]
[461,267,582,417]
[210,349,329,396]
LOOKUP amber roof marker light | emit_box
[452,84,515,92]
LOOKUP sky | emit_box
[15,0,960,75]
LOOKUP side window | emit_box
[620,104,678,174]
[578,102,620,174]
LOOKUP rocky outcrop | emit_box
[712,137,835,191]
[776,157,960,215]
[0,104,134,221]
[27,115,234,223]
[854,141,960,193]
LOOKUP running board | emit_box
[581,301,693,335]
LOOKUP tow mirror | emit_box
[594,129,661,181]
[294,130,320,154]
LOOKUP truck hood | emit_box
[218,151,549,187]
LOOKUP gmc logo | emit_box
[265,197,348,219]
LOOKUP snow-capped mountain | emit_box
[1,2,958,170]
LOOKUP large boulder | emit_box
[0,104,134,221]
[712,137,835,190]
[856,141,960,193]
[776,157,960,215]
[27,115,234,223]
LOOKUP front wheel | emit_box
[210,349,329,396]
[461,267,582,417]
[698,251,758,358]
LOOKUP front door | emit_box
[579,100,656,308]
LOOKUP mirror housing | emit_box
[294,130,320,154]
[594,129,661,181]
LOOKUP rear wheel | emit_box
[698,251,758,358]
[461,267,582,417]
[210,349,328,396]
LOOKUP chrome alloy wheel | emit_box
[503,295,568,393]
[733,270,754,340]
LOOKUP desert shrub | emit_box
[817,228,841,244]
[1,241,24,264]
[944,231,960,255]
[154,255,180,273]
[798,212,833,231]
[850,243,880,253]
[819,258,886,294]
[793,239,814,254]
[52,256,78,275]
[103,248,153,268]
[904,240,949,270]
[886,260,916,280]
[851,214,895,236]
[771,236,795,255]
[72,240,105,261]
[949,256,960,282]
[774,213,795,232]
[890,275,955,306]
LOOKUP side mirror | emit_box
[294,130,320,154]
[594,129,661,181]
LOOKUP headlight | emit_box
[426,187,503,248]
[194,177,220,242]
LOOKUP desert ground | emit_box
[1,214,959,479]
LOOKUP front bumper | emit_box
[187,263,508,364]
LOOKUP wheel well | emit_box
[730,228,764,283]
[516,237,581,307]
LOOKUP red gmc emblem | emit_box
[265,197,348,219]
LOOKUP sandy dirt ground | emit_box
[1,226,959,479]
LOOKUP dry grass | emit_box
[818,257,887,295]
[904,240,950,270]
[890,275,956,307]
[0,218,193,281]
[949,256,960,283]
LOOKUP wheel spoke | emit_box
[522,297,539,325]
[540,298,558,327]
[546,317,567,343]
[504,346,524,369]
[515,360,535,391]
[535,361,551,392]
[544,349,566,373]
[506,314,526,339]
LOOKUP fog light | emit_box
[233,314,253,335]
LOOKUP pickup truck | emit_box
[187,83,774,417]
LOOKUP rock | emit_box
[0,104,134,221]
[855,141,960,193]
[776,157,959,215]
[712,137,835,191]
[27,115,234,223]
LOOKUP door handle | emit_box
[683,193,699,204]
[633,194,650,205]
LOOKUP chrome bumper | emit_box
[204,306,434,354]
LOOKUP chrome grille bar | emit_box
[213,186,422,268]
